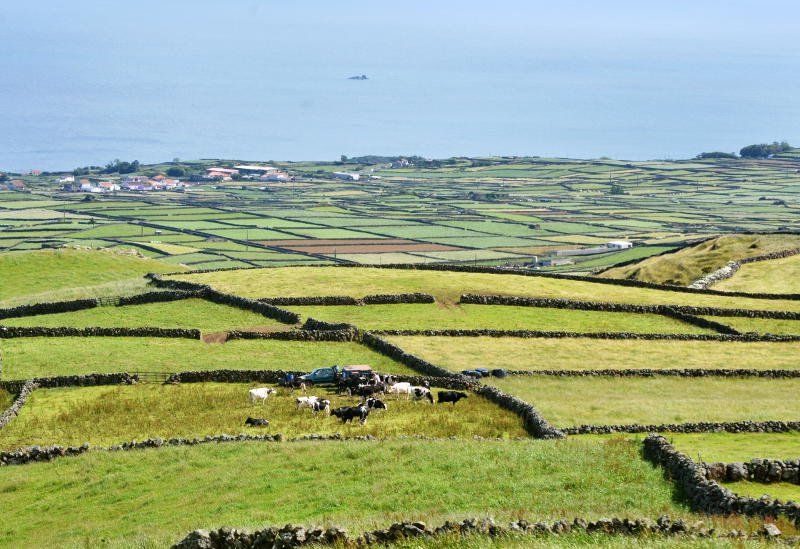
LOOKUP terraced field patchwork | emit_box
[170,266,800,311]
[0,338,415,380]
[290,304,713,334]
[488,376,800,427]
[382,336,800,372]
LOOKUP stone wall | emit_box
[116,290,198,306]
[690,247,800,290]
[0,380,35,430]
[226,329,358,342]
[370,328,799,342]
[643,434,800,523]
[259,296,361,306]
[0,326,201,339]
[301,317,359,332]
[0,373,137,392]
[361,293,435,304]
[475,385,563,439]
[567,420,800,435]
[702,459,800,485]
[0,298,98,320]
[507,368,800,378]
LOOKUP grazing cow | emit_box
[311,399,331,415]
[248,387,277,403]
[280,378,307,392]
[350,382,386,399]
[411,386,434,403]
[365,397,388,412]
[331,405,369,425]
[437,391,469,406]
[388,382,413,398]
[245,417,269,426]
[296,396,321,410]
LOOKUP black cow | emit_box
[411,387,434,403]
[331,405,369,425]
[350,382,386,398]
[365,397,388,412]
[437,391,469,406]
[245,417,270,426]
[280,378,307,392]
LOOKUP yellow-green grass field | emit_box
[665,433,800,463]
[0,438,688,548]
[0,338,415,380]
[601,234,800,287]
[0,389,13,409]
[715,254,800,294]
[168,266,800,312]
[0,248,184,306]
[720,481,800,502]
[288,304,712,334]
[384,336,800,372]
[701,316,800,335]
[487,377,800,427]
[0,383,526,449]
[2,298,293,333]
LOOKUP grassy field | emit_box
[714,254,800,294]
[384,336,800,372]
[3,298,292,333]
[600,235,800,287]
[664,433,800,463]
[287,304,712,334]
[0,383,525,449]
[0,338,415,380]
[169,266,800,312]
[0,249,183,306]
[0,389,13,409]
[487,377,800,427]
[720,481,800,502]
[0,438,687,548]
[701,316,800,335]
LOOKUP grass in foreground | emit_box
[384,336,800,372]
[715,254,800,294]
[0,248,182,305]
[0,438,687,548]
[169,266,800,312]
[600,234,800,287]
[701,316,800,335]
[0,389,13,409]
[720,481,800,502]
[0,382,526,449]
[488,377,800,427]
[0,338,416,380]
[288,304,712,334]
[3,298,292,333]
[664,433,800,463]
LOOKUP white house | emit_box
[607,240,633,249]
[333,172,360,181]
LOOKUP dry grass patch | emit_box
[715,254,800,294]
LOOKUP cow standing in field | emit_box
[365,398,388,412]
[249,387,277,403]
[296,396,321,411]
[411,386,434,404]
[331,405,370,425]
[388,382,413,399]
[437,391,468,406]
[311,399,331,415]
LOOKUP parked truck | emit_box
[299,364,373,385]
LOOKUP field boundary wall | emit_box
[506,368,800,378]
[0,373,137,392]
[371,329,800,342]
[565,420,800,435]
[700,459,800,485]
[0,326,201,339]
[691,247,800,290]
[226,329,357,342]
[643,434,800,522]
[0,380,36,430]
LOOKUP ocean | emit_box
[1,0,798,172]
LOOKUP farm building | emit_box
[607,240,633,249]
[333,172,360,181]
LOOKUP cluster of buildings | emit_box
[61,175,188,193]
[192,165,291,183]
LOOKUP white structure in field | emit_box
[606,240,633,249]
[333,172,360,181]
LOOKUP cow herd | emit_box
[244,381,469,428]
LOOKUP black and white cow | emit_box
[311,399,331,415]
[330,405,370,425]
[411,386,434,403]
[365,397,388,412]
[437,391,469,406]
[245,417,269,426]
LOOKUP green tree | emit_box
[166,166,186,177]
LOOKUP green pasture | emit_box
[0,438,687,548]
[715,254,800,294]
[0,248,181,306]
[170,266,800,311]
[0,338,415,380]
[720,481,800,502]
[335,253,431,264]
[2,298,288,333]
[701,316,800,335]
[0,389,13,409]
[665,432,800,463]
[72,223,172,238]
[488,376,800,427]
[288,304,712,334]
[205,228,300,240]
[0,382,526,449]
[384,336,800,372]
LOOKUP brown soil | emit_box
[202,332,229,343]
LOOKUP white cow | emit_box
[296,395,321,411]
[249,387,277,403]
[388,382,412,399]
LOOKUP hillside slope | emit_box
[598,234,800,286]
